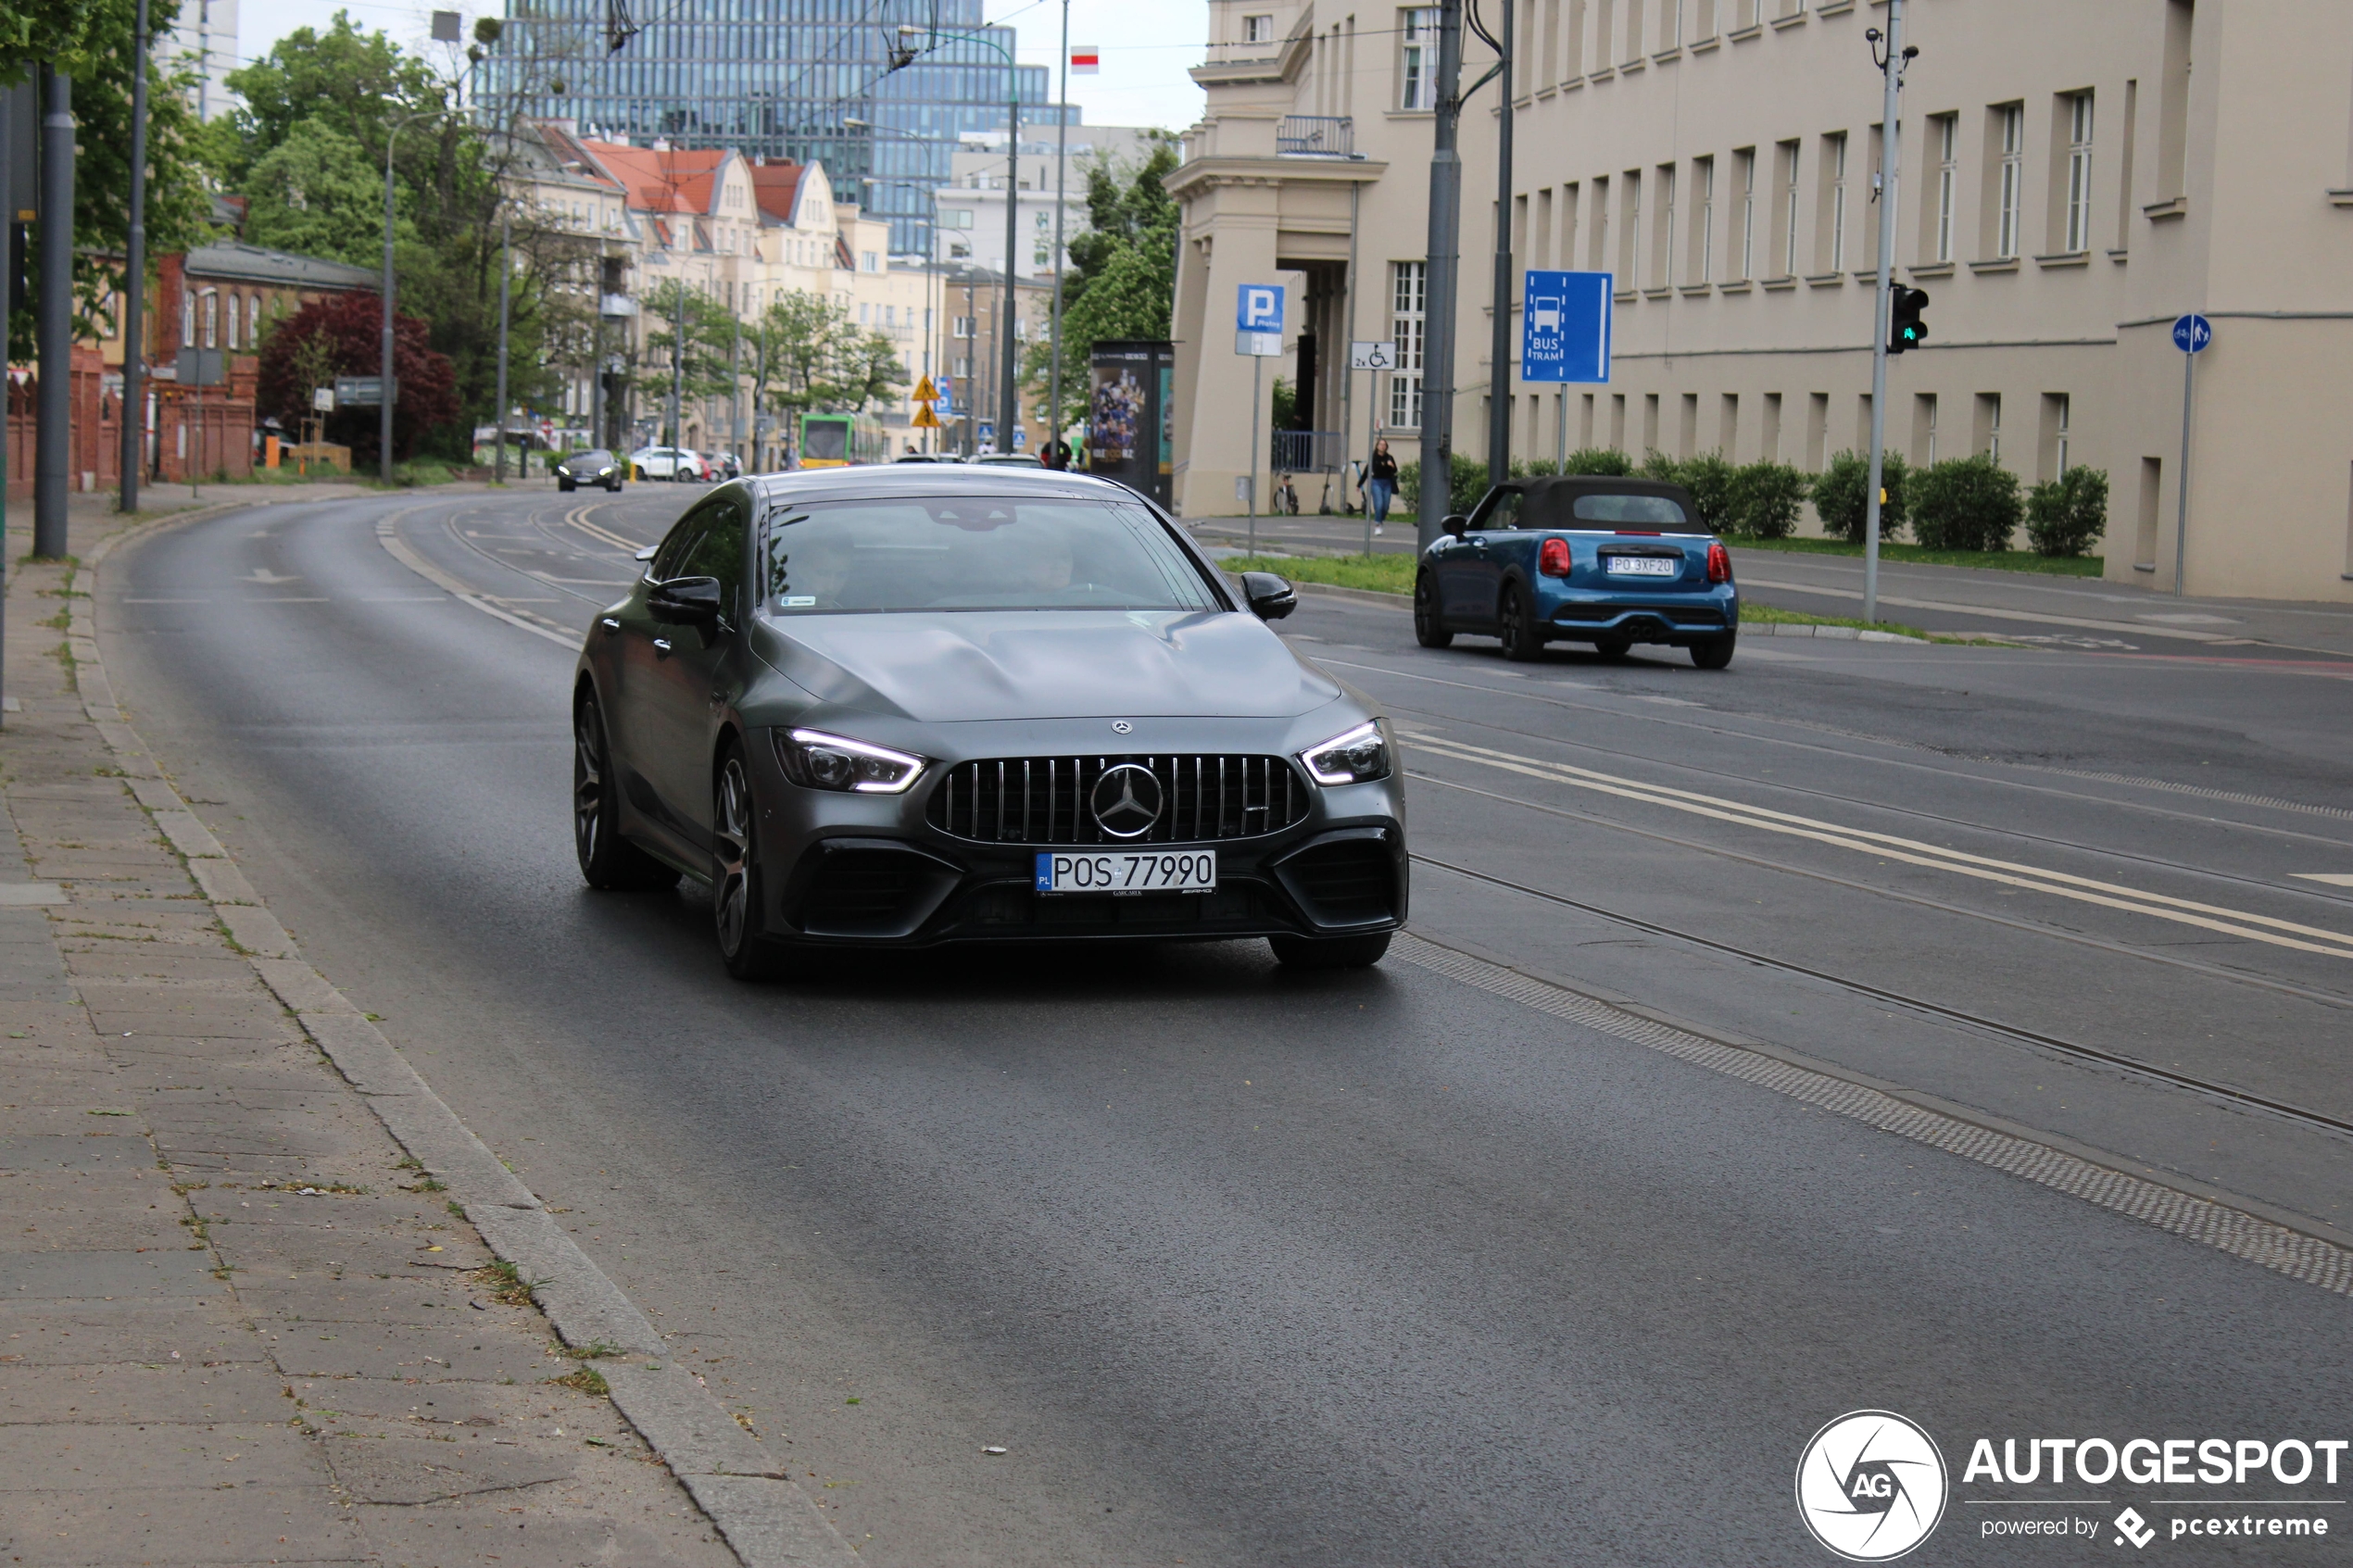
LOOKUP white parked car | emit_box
[629,445,709,483]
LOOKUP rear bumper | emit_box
[1542,589,1739,645]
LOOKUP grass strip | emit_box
[1723,533,2104,577]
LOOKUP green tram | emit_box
[796,411,887,469]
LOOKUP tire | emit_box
[608,478,623,493]
[573,690,680,891]
[1269,932,1392,970]
[712,743,786,980]
[1498,581,1545,662]
[559,480,575,493]
[1690,631,1737,671]
[1592,633,1632,660]
[1413,570,1454,648]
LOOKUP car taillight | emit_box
[1539,537,1573,577]
[1706,542,1732,583]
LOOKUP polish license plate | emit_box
[1604,556,1681,577]
[1035,850,1217,895]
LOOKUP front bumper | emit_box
[747,726,1408,948]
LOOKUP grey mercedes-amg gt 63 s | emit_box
[571,466,1407,977]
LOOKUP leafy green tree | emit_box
[641,278,745,440]
[241,118,406,268]
[835,330,910,414]
[1024,139,1179,425]
[756,289,855,423]
[4,0,209,359]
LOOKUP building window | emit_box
[1996,103,2023,258]
[1933,114,1957,263]
[1776,140,1800,279]
[1244,13,1274,44]
[953,315,975,338]
[1736,148,1755,281]
[1390,259,1426,427]
[2064,93,2095,253]
[2055,393,2070,473]
[224,293,240,349]
[1401,9,1438,110]
[200,289,218,349]
[1827,132,1847,272]
[953,355,971,378]
[1693,156,1713,283]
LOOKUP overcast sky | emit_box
[228,0,1209,133]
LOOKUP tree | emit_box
[256,290,457,465]
[242,117,406,269]
[1024,138,1179,426]
[756,290,856,424]
[836,331,910,414]
[4,0,210,360]
[640,278,745,440]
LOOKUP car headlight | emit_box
[1299,720,1390,785]
[773,729,926,794]
[596,466,613,477]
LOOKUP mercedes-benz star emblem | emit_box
[1089,764,1164,839]
[1111,720,1133,734]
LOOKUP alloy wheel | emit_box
[573,699,607,865]
[713,755,755,957]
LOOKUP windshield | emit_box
[803,421,849,462]
[564,449,611,465]
[760,496,1223,615]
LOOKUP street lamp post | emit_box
[493,208,510,482]
[120,0,151,514]
[381,107,442,485]
[897,23,1023,453]
[1049,0,1071,459]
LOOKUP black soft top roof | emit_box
[1472,473,1701,528]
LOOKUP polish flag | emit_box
[1069,44,1100,73]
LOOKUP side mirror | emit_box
[648,575,724,624]
[1443,514,1469,538]
[1239,571,1297,621]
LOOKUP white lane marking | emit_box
[1738,577,2237,641]
[373,519,578,647]
[2294,873,2353,887]
[1399,728,2353,960]
[121,597,209,603]
[243,568,302,585]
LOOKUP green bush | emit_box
[1637,448,1683,483]
[1810,448,1913,544]
[1561,446,1633,475]
[1727,460,1807,540]
[1395,451,1492,516]
[1675,451,1737,534]
[2024,465,2108,557]
[1912,455,2022,552]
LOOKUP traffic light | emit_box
[1889,286,1930,354]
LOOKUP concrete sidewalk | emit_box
[0,498,754,1564]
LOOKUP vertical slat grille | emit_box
[925,754,1311,844]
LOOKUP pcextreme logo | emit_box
[1796,1410,1951,1562]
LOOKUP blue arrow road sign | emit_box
[1521,271,1613,383]
[2172,313,2213,354]
[1237,284,1286,335]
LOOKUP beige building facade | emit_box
[1171,0,2353,602]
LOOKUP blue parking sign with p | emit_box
[1521,270,1612,383]
[1237,284,1286,334]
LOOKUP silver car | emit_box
[571,467,1406,976]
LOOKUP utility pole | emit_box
[1414,0,1465,552]
[1482,0,1515,489]
[120,0,150,514]
[493,208,510,482]
[32,69,72,558]
[669,281,685,448]
[1861,4,1912,625]
[999,98,1020,452]
[1048,0,1070,458]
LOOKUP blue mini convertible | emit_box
[1413,475,1739,669]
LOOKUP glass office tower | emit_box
[486,0,1063,257]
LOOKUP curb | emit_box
[76,506,852,1567]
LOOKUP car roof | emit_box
[748,465,1136,504]
[1505,475,1694,501]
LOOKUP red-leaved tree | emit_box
[257,290,458,465]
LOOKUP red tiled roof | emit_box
[747,160,808,225]
[583,142,729,215]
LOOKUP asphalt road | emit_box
[94,483,2353,1566]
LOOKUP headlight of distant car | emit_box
[773,729,927,794]
[596,465,614,477]
[1299,720,1390,785]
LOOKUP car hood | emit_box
[752,609,1344,722]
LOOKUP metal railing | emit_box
[1271,430,1344,474]
[1275,116,1353,158]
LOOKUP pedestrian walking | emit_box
[1365,439,1399,535]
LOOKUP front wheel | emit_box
[712,745,784,980]
[1498,582,1545,662]
[558,480,575,493]
[574,690,680,891]
[1270,932,1391,970]
[1413,570,1454,649]
[1690,631,1737,671]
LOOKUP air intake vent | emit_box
[927,755,1307,845]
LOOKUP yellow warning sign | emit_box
[912,376,938,403]
[911,403,941,429]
